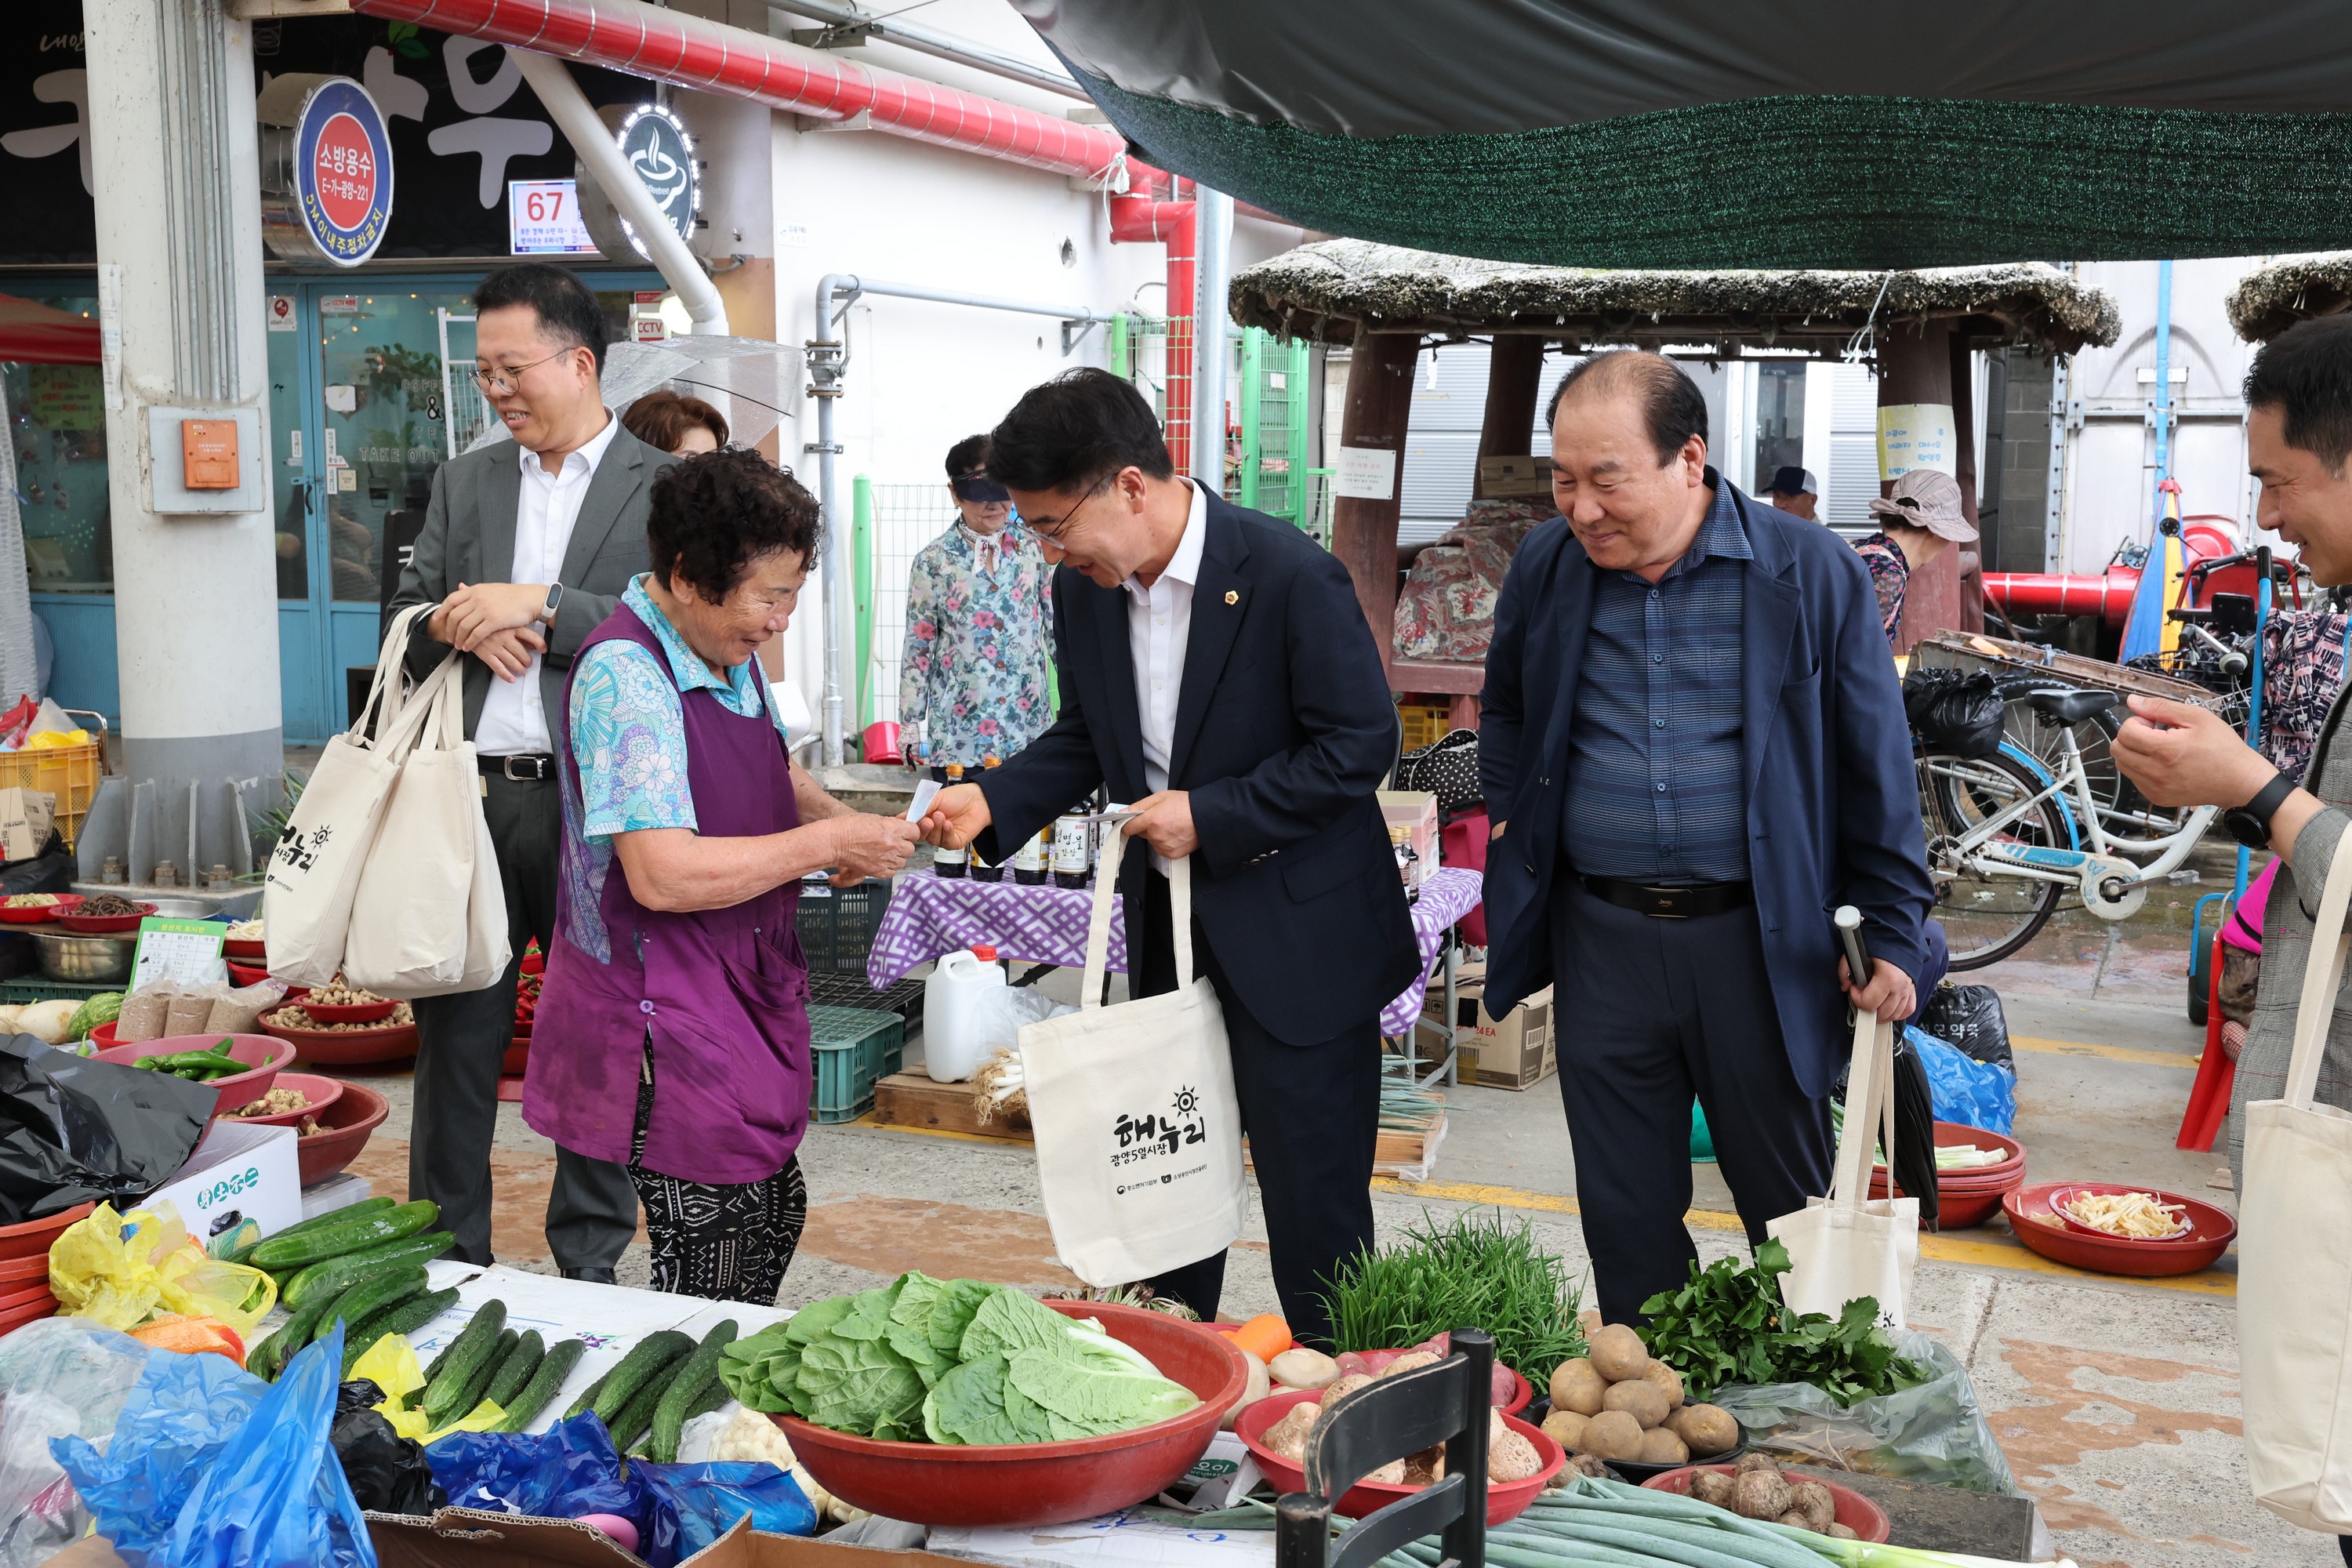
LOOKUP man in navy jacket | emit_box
[1479,352,1932,1323]
[920,368,1417,1345]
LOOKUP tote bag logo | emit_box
[1110,1086,1212,1195]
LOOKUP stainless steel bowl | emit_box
[30,931,135,984]
[143,899,212,919]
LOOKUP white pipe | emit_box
[813,274,852,766]
[1189,187,1235,491]
[510,48,729,336]
[764,0,1087,100]
[831,277,1116,328]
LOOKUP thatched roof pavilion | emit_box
[2227,253,2352,342]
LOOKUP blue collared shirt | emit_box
[1563,474,1751,884]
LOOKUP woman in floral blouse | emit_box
[1853,467,1976,647]
[897,434,1056,765]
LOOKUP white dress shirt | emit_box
[474,411,620,757]
[1124,478,1208,872]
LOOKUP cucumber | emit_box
[282,1231,455,1309]
[265,1196,396,1248]
[312,1263,428,1346]
[484,1330,546,1413]
[611,1371,668,1456]
[649,1319,738,1464]
[422,1300,509,1421]
[250,1200,438,1270]
[343,1287,462,1377]
[253,1283,344,1380]
[502,1337,587,1432]
[443,1328,518,1423]
[563,1369,611,1422]
[593,1330,694,1425]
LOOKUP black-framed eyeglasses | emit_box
[470,350,572,396]
[1023,477,1112,542]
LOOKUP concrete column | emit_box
[85,0,282,874]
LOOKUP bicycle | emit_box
[1916,682,2216,969]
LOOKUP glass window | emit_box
[1752,361,1807,488]
[5,295,110,593]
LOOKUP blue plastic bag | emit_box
[637,1461,815,1560]
[1906,1025,2016,1135]
[53,1325,374,1568]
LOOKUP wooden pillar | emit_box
[1472,336,1545,497]
[1332,332,1421,679]
[1947,329,1987,633]
[1879,321,1963,653]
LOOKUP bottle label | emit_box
[1051,817,1091,875]
[1012,830,1049,873]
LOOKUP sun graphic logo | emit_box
[1172,1086,1201,1119]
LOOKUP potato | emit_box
[1639,1359,1685,1410]
[1789,1479,1837,1534]
[1550,1359,1606,1417]
[1689,1469,1737,1508]
[1320,1373,1374,1408]
[1670,1403,1740,1457]
[1578,1410,1644,1461]
[1539,1410,1589,1452]
[1588,1324,1650,1382]
[1489,1428,1543,1483]
[1636,1427,1689,1466]
[1221,1350,1271,1428]
[1733,1468,1792,1521]
[1378,1350,1442,1379]
[1602,1377,1670,1430]
[1269,1348,1340,1391]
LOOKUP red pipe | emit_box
[1984,566,2143,628]
[1109,194,1197,473]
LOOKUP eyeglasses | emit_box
[470,350,572,396]
[1023,478,1112,543]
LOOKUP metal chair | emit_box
[1274,1329,1492,1568]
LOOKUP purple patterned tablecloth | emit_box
[867,865,1483,1038]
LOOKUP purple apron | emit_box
[522,602,812,1186]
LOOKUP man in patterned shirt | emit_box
[1477,352,1932,1322]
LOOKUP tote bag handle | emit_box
[1825,1009,1897,1210]
[352,604,444,745]
[2283,829,2352,1111]
[1077,847,1192,1009]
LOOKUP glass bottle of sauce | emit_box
[1013,823,1051,885]
[932,764,968,878]
[1051,815,1091,888]
[969,756,1005,882]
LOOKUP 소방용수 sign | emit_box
[259,74,394,267]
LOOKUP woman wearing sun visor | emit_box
[897,434,1058,768]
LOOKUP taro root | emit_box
[1828,1523,1858,1541]
[1540,1410,1589,1452]
[1736,1452,1781,1475]
[1689,1469,1737,1508]
[1789,1479,1838,1534]
[1588,1324,1650,1382]
[1733,1467,1793,1521]
[1578,1410,1645,1461]
[1567,1452,1611,1479]
[1777,1510,1816,1530]
[1602,1377,1671,1430]
[1550,1358,1606,1416]
[1636,1427,1689,1466]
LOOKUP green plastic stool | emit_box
[1690,1102,1717,1163]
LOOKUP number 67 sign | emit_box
[509,178,598,256]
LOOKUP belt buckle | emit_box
[503,755,545,782]
[1641,884,1688,920]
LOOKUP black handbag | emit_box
[1395,728,1483,812]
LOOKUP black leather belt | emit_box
[1581,874,1752,920]
[480,754,557,781]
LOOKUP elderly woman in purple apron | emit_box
[527,448,921,1301]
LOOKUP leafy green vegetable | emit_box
[1319,1210,1588,1386]
[1007,1345,1200,1435]
[1637,1237,1926,1405]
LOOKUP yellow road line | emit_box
[835,1113,1030,1146]
[2010,1035,2201,1070]
[1374,1176,2236,1296]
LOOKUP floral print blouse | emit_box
[1853,531,1911,647]
[898,519,1055,765]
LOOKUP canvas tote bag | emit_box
[342,636,510,997]
[1766,1008,1921,1327]
[263,605,449,986]
[2241,827,2352,1533]
[1019,855,1248,1287]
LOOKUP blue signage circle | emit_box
[293,78,394,267]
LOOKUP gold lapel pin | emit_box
[1225,590,1239,605]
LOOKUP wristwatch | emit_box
[539,581,564,625]
[2223,768,2297,849]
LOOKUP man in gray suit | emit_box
[388,263,652,1280]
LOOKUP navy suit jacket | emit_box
[1476,488,1933,1097]
[974,489,1419,1046]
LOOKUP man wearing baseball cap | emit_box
[1765,466,1821,521]
[1854,468,1976,647]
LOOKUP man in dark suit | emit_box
[1478,351,1933,1324]
[387,263,655,1280]
[919,368,1417,1346]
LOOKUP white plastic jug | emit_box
[924,944,1008,1083]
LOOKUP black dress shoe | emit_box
[561,1267,618,1284]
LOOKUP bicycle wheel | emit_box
[1916,746,2070,970]
[2002,699,2187,848]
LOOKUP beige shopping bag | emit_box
[262,606,448,986]
[1766,1007,1920,1327]
[1018,855,1248,1287]
[2241,828,2352,1532]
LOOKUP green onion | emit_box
[1319,1209,1588,1386]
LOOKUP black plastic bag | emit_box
[331,1378,446,1516]
[1902,668,2004,759]
[1918,984,2016,1073]
[0,1036,213,1224]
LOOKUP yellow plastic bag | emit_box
[349,1333,505,1443]
[49,1202,278,1337]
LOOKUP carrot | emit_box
[1229,1314,1291,1363]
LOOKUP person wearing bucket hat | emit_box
[1853,468,1977,646]
[898,434,1058,768]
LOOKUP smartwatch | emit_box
[539,581,564,625]
[2223,768,2297,849]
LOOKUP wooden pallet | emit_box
[870,1071,1033,1141]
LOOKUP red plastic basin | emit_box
[223,937,267,960]
[1237,1388,1566,1526]
[93,1034,291,1116]
[0,1203,93,1261]
[1644,1465,1891,1543]
[220,1071,345,1127]
[778,1300,1250,1527]
[297,1079,389,1185]
[2005,1181,2235,1276]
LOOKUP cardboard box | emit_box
[145,1119,302,1248]
[1427,985,1555,1091]
[0,786,54,862]
[49,1516,976,1568]
[1377,789,1438,887]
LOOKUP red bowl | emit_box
[0,1280,54,1316]
[296,1079,389,1185]
[0,1203,94,1261]
[1872,1123,2024,1184]
[1867,1171,2023,1230]
[0,1296,57,1338]
[779,1301,1250,1527]
[1642,1465,1892,1543]
[2047,1183,2196,1242]
[93,1034,292,1116]
[503,1043,530,1075]
[220,1070,346,1127]
[0,1252,49,1286]
[223,937,267,960]
[2003,1183,2235,1276]
[227,960,272,988]
[301,998,398,1025]
[0,896,79,925]
[258,1009,418,1066]
[56,902,158,935]
[1238,1388,1564,1526]
[85,1022,118,1050]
